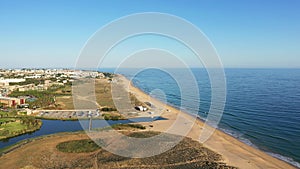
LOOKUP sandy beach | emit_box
[117,75,296,169]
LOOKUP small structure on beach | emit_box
[135,106,147,111]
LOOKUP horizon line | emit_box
[1,67,300,70]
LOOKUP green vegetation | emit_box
[0,103,5,109]
[0,118,15,124]
[35,116,79,121]
[0,111,42,140]
[8,76,73,86]
[0,131,236,169]
[54,84,72,95]
[0,116,42,140]
[126,131,160,138]
[18,111,27,115]
[0,131,86,155]
[94,123,145,132]
[103,72,114,78]
[9,78,44,86]
[33,77,144,111]
[0,110,17,117]
[102,113,124,121]
[56,139,101,153]
[10,90,55,109]
[55,124,146,154]
[52,132,236,169]
[100,107,117,111]
[0,111,9,118]
[111,123,146,130]
[8,83,72,109]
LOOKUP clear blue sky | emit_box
[0,0,299,68]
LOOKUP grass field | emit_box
[56,79,117,110]
[0,117,42,140]
[95,79,116,108]
[55,96,74,109]
[56,78,144,111]
[54,84,72,95]
[0,111,8,117]
[0,118,15,123]
[1,121,26,131]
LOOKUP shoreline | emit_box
[119,74,297,169]
[0,120,42,141]
[0,130,85,156]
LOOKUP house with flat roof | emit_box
[0,97,25,108]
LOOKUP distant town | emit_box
[0,69,116,140]
[0,69,109,110]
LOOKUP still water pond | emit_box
[0,117,164,149]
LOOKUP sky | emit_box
[0,0,300,68]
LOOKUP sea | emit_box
[101,68,300,168]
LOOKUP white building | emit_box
[0,78,26,84]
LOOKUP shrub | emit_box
[111,123,146,130]
[101,107,117,111]
[56,139,102,153]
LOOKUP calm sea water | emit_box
[112,68,300,168]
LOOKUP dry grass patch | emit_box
[55,96,74,109]
[0,131,237,169]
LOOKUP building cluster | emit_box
[0,96,26,108]
[0,69,106,108]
